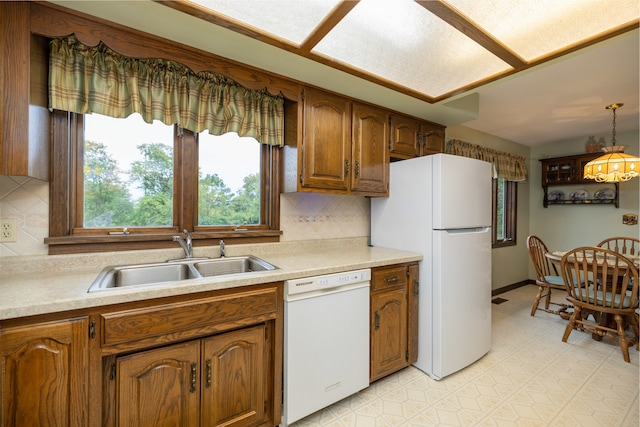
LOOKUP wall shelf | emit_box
[540,153,619,208]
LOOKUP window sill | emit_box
[45,230,283,255]
[492,240,516,249]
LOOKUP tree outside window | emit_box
[492,178,517,247]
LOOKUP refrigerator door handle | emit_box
[439,227,490,234]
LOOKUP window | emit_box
[47,111,281,254]
[492,178,517,248]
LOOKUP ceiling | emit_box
[51,0,640,147]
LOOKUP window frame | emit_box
[46,111,282,254]
[492,178,517,248]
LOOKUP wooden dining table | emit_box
[545,250,640,271]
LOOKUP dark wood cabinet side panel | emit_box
[1,2,30,176]
[407,263,419,364]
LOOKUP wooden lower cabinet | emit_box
[0,317,89,426]
[116,324,267,427]
[369,263,419,382]
[1,282,282,427]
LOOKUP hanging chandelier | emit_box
[583,103,640,183]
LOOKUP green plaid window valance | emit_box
[445,139,527,181]
[49,35,284,146]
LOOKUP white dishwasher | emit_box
[282,269,371,426]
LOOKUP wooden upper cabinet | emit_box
[421,122,445,155]
[292,87,388,196]
[0,2,49,180]
[389,115,445,160]
[389,115,421,158]
[301,88,352,192]
[1,317,89,426]
[351,103,389,195]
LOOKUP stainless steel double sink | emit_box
[88,256,278,292]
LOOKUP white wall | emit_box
[529,130,640,261]
[446,125,532,291]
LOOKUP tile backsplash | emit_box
[0,175,371,257]
[0,176,49,256]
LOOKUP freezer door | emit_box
[431,227,491,379]
[432,154,492,229]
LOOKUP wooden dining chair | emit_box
[559,246,639,363]
[526,235,571,318]
[597,237,640,257]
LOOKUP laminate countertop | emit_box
[0,238,421,321]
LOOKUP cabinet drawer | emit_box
[372,266,407,292]
[101,286,279,348]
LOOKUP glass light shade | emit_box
[583,145,640,182]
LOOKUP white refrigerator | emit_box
[371,153,492,380]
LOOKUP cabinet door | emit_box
[389,115,420,158]
[201,325,266,427]
[1,317,89,426]
[541,158,574,185]
[575,154,598,184]
[351,103,389,195]
[117,341,200,427]
[420,124,444,155]
[301,88,351,191]
[370,289,408,382]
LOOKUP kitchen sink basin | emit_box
[194,256,278,277]
[88,256,278,292]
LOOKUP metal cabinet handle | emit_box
[374,310,380,330]
[354,161,360,178]
[190,362,197,393]
[344,160,350,175]
[205,359,212,388]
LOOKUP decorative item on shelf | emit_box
[583,103,640,182]
[594,188,615,200]
[548,190,565,201]
[585,136,598,153]
[597,137,606,151]
[569,189,588,201]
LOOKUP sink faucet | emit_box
[219,240,225,258]
[172,229,193,259]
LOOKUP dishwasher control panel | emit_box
[284,269,371,297]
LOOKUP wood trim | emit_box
[151,0,639,105]
[29,2,300,100]
[49,110,72,237]
[416,0,526,68]
[299,1,359,52]
[492,280,534,296]
[44,233,281,255]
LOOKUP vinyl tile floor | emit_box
[289,285,639,427]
